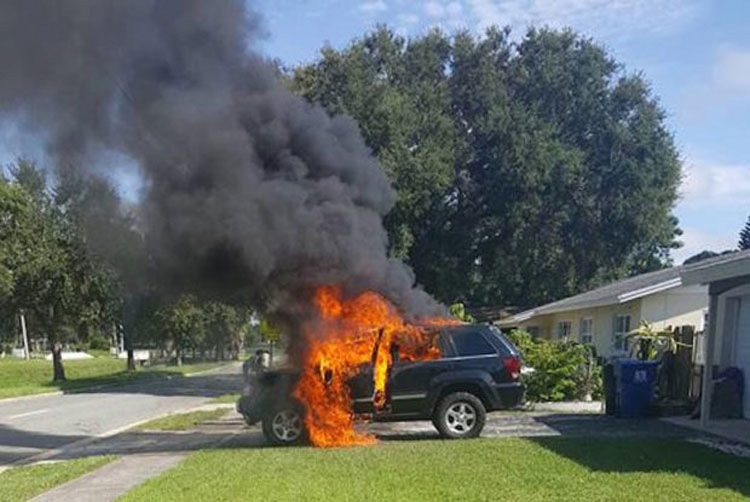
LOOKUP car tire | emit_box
[262,403,307,446]
[432,392,486,439]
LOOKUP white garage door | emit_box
[736,295,750,419]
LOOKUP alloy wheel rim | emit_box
[445,401,476,434]
[272,410,302,441]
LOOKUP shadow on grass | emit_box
[51,370,180,393]
[530,436,750,498]
[52,365,243,399]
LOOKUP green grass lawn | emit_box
[0,358,231,399]
[135,409,229,431]
[0,456,115,502]
[119,438,750,502]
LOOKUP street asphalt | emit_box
[0,363,244,466]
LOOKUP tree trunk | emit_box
[20,313,30,360]
[127,349,136,371]
[52,342,66,381]
[176,347,182,367]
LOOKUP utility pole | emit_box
[20,312,30,360]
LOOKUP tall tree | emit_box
[291,26,682,308]
[740,214,750,250]
[6,160,74,380]
[157,295,204,366]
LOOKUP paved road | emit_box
[0,364,243,466]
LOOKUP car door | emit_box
[387,333,454,416]
[349,364,375,414]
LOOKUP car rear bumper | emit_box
[491,382,525,409]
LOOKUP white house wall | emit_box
[639,285,708,332]
[514,285,708,358]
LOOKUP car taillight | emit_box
[503,356,521,380]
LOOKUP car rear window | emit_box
[451,331,497,356]
[488,326,520,356]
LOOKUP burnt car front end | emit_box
[237,369,300,425]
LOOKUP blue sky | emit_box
[251,0,750,263]
[1,0,748,264]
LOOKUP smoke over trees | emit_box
[0,0,441,322]
[291,27,683,309]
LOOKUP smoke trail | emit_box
[0,0,441,318]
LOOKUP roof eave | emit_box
[682,255,750,286]
[617,277,683,303]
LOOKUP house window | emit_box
[557,321,572,340]
[614,315,631,351]
[580,318,594,344]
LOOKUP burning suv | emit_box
[238,324,524,445]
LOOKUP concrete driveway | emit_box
[366,411,695,441]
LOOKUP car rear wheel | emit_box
[262,405,306,446]
[433,392,486,439]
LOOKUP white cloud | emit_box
[446,1,463,16]
[681,158,750,208]
[397,12,420,25]
[712,46,750,92]
[677,45,750,123]
[359,0,388,14]
[424,0,462,18]
[424,1,445,18]
[674,155,750,262]
[465,0,698,39]
[673,227,737,264]
[418,1,467,30]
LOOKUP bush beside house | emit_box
[508,330,602,402]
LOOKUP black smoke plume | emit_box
[0,0,441,318]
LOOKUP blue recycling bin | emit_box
[614,359,659,418]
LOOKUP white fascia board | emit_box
[617,277,682,303]
[497,310,536,326]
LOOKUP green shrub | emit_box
[508,330,602,402]
[87,332,111,351]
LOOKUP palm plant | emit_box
[626,321,676,361]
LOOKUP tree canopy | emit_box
[291,26,683,308]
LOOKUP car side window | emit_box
[437,333,454,357]
[451,331,497,356]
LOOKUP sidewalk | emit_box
[30,454,187,502]
[662,416,750,446]
[29,408,259,502]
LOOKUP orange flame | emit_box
[293,285,453,447]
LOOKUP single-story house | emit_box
[681,249,750,424]
[497,266,709,358]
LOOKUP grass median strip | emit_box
[0,456,115,502]
[135,409,230,431]
[210,393,241,404]
[119,437,750,502]
[0,359,230,399]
